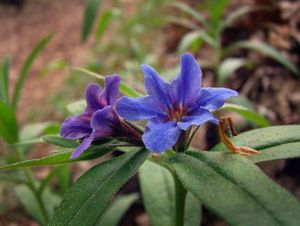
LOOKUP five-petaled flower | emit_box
[60,75,141,158]
[116,53,238,153]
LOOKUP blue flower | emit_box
[60,75,124,158]
[116,53,238,153]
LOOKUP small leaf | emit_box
[0,57,10,103]
[178,30,216,53]
[218,103,270,127]
[42,134,79,148]
[171,2,207,26]
[97,193,139,226]
[96,9,113,41]
[227,40,299,75]
[0,143,112,170]
[15,185,61,226]
[171,152,300,226]
[217,58,246,84]
[70,67,142,97]
[81,0,102,42]
[0,100,18,143]
[139,160,174,226]
[66,100,86,115]
[20,122,59,141]
[49,149,149,226]
[12,34,53,108]
[212,125,300,151]
[220,6,266,32]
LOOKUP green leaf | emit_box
[218,103,270,127]
[139,160,201,226]
[96,9,113,41]
[67,100,86,115]
[212,125,300,152]
[220,6,265,32]
[97,193,138,226]
[42,134,79,148]
[0,57,10,103]
[217,58,246,84]
[0,171,28,184]
[205,0,230,33]
[139,160,174,226]
[20,122,59,141]
[81,0,102,42]
[250,142,300,163]
[184,192,202,226]
[0,143,112,170]
[71,67,142,97]
[171,152,300,226]
[12,34,53,108]
[0,100,18,143]
[49,149,149,226]
[178,30,216,53]
[171,2,207,26]
[228,40,299,75]
[15,185,61,226]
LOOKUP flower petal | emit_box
[178,108,218,130]
[116,96,166,121]
[141,64,172,111]
[171,53,202,107]
[60,115,92,139]
[85,83,102,114]
[91,106,117,137]
[142,120,181,153]
[99,75,121,106]
[196,87,238,110]
[70,134,95,158]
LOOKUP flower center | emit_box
[168,106,187,122]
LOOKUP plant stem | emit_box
[16,148,49,223]
[174,175,187,226]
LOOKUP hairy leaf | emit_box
[49,149,149,226]
[171,152,300,226]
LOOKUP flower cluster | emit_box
[61,53,238,158]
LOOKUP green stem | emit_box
[16,148,49,223]
[174,175,187,226]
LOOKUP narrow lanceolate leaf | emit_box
[139,160,175,226]
[42,134,79,148]
[0,143,112,170]
[96,9,114,41]
[0,101,18,143]
[0,57,10,103]
[220,6,265,32]
[212,125,300,152]
[12,34,53,108]
[218,103,270,127]
[217,58,246,84]
[250,142,300,163]
[49,149,149,226]
[71,67,142,97]
[171,2,207,26]
[178,30,216,53]
[171,152,300,226]
[97,193,138,226]
[81,0,102,42]
[228,40,299,75]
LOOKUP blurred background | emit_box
[0,0,299,225]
